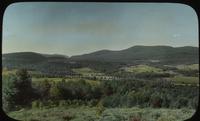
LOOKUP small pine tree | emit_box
[3,69,34,112]
[2,74,18,112]
[14,69,34,106]
[96,101,105,117]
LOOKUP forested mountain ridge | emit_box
[2,52,68,62]
[3,46,199,66]
[71,46,199,64]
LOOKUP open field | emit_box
[2,68,17,75]
[2,69,42,76]
[171,76,199,86]
[7,106,195,121]
[122,65,163,74]
[176,64,199,71]
[72,67,105,76]
[32,77,62,82]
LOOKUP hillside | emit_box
[2,52,74,76]
[2,52,47,63]
[71,46,199,64]
[2,52,70,63]
[2,46,199,71]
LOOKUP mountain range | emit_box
[2,46,199,66]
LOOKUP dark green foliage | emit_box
[31,100,40,108]
[2,74,18,112]
[14,69,35,106]
[34,79,51,100]
[2,69,35,112]
[33,79,102,101]
[150,93,162,108]
[2,52,46,62]
[49,82,63,100]
[71,46,199,64]
[3,71,198,112]
[129,116,142,121]
[101,94,121,107]
[96,101,105,116]
[62,112,75,121]
[98,79,198,109]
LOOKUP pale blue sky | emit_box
[3,2,198,56]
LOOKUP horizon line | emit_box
[2,45,199,57]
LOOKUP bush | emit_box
[45,100,58,108]
[38,101,44,109]
[157,115,176,121]
[34,79,51,100]
[59,100,67,107]
[176,97,188,108]
[32,100,40,108]
[88,99,98,107]
[150,93,162,108]
[62,112,75,121]
[49,82,62,100]
[101,91,128,107]
[96,101,105,116]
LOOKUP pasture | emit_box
[72,67,104,76]
[176,64,199,71]
[123,65,163,73]
[2,68,17,75]
[171,76,199,86]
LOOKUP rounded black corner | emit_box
[0,108,19,121]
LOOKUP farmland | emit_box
[122,65,163,74]
[176,64,199,71]
[171,76,199,86]
[72,67,104,77]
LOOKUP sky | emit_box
[3,2,198,56]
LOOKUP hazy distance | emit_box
[3,2,198,56]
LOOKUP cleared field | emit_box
[73,67,94,73]
[171,76,199,86]
[123,65,163,73]
[2,69,17,75]
[32,77,61,82]
[7,106,195,121]
[72,67,104,76]
[176,64,199,70]
[2,69,42,76]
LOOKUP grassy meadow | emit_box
[8,106,195,121]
